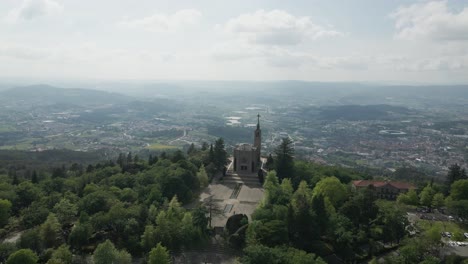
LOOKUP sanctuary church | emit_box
[233,114,262,174]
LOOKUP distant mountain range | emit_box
[0,84,132,106]
[1,82,467,109]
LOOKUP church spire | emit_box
[257,113,260,130]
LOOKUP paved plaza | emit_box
[199,170,264,228]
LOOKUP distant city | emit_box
[0,83,466,178]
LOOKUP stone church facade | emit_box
[233,114,261,174]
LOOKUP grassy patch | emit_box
[356,159,367,165]
[417,219,468,241]
[146,143,178,150]
[0,125,17,133]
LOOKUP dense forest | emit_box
[0,138,468,263]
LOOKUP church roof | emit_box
[235,143,256,151]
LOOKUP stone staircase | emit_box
[173,239,241,264]
[221,172,262,186]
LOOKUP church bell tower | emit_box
[254,114,261,161]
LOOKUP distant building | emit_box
[351,180,416,200]
[233,114,261,174]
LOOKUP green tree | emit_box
[93,240,118,264]
[420,256,441,264]
[274,138,294,180]
[311,194,328,236]
[266,154,274,169]
[201,142,208,151]
[181,212,197,243]
[279,178,293,205]
[148,243,170,264]
[53,199,77,225]
[328,214,355,260]
[80,191,112,215]
[376,200,408,244]
[48,244,72,264]
[0,199,12,227]
[116,250,132,264]
[31,171,38,184]
[339,186,378,232]
[0,243,16,263]
[6,249,38,264]
[20,201,49,228]
[187,143,196,155]
[15,181,41,209]
[312,176,348,208]
[425,224,443,245]
[432,193,445,208]
[68,222,92,250]
[12,171,19,185]
[141,225,157,251]
[242,244,325,264]
[213,138,227,170]
[450,179,468,200]
[290,181,318,249]
[154,206,182,249]
[446,163,467,192]
[419,184,435,209]
[192,205,208,233]
[447,199,468,219]
[208,144,214,164]
[142,196,191,251]
[247,220,288,247]
[18,228,42,252]
[263,171,281,206]
[40,213,62,249]
[197,164,209,188]
[397,189,419,206]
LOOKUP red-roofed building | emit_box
[352,180,416,200]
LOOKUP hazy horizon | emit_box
[1,0,468,84]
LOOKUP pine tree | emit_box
[208,144,215,164]
[187,143,196,155]
[12,171,19,185]
[86,164,94,173]
[148,243,170,264]
[213,138,227,170]
[446,164,467,194]
[31,170,38,184]
[127,152,133,164]
[274,138,294,181]
[93,240,117,264]
[201,142,208,151]
[197,165,209,188]
[266,153,274,169]
[40,213,62,248]
[117,153,124,168]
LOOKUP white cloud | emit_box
[5,0,63,23]
[0,44,50,60]
[392,56,468,71]
[211,9,346,68]
[221,9,343,46]
[390,1,468,41]
[119,9,202,33]
[210,41,371,70]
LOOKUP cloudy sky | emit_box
[1,0,468,83]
